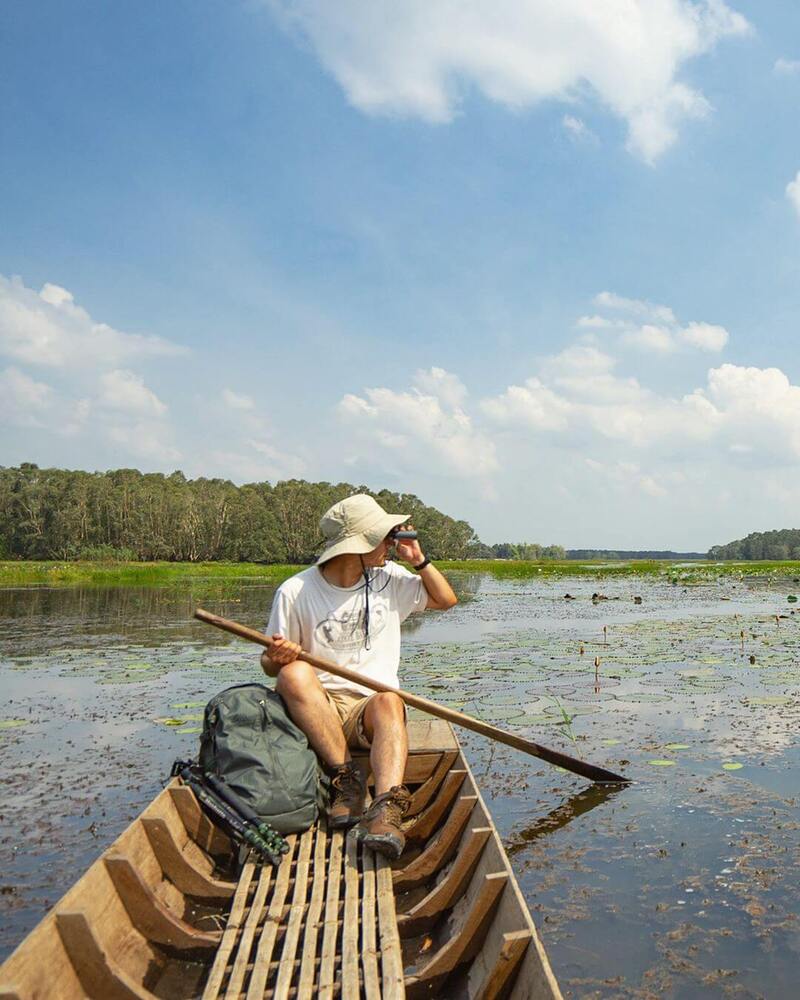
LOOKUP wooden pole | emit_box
[194,608,630,785]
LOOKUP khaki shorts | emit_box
[324,689,408,750]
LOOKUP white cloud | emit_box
[679,321,729,351]
[223,388,256,411]
[542,344,616,377]
[97,369,167,416]
[576,314,615,329]
[622,324,677,354]
[481,377,572,431]
[592,290,729,354]
[585,458,670,498]
[0,367,53,428]
[562,114,595,143]
[412,366,467,408]
[480,352,800,465]
[786,171,800,220]
[0,274,187,369]
[593,291,676,324]
[701,364,800,458]
[269,0,749,162]
[208,440,306,483]
[339,369,496,478]
[774,58,800,75]
[107,422,181,463]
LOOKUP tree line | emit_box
[0,464,486,563]
[708,528,800,561]
[465,541,566,560]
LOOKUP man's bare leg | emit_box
[275,661,349,768]
[363,692,408,794]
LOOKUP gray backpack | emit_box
[199,683,326,834]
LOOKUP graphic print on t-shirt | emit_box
[314,603,388,653]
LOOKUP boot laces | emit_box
[371,787,410,825]
[331,766,362,798]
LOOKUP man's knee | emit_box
[275,660,319,700]
[367,692,406,726]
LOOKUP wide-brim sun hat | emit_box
[317,494,408,565]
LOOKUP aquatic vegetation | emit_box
[3,567,800,993]
[0,560,301,588]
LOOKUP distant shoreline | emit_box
[2,559,799,588]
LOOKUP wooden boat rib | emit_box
[0,720,562,999]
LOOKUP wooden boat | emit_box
[0,720,562,999]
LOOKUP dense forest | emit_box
[708,529,800,560]
[0,464,487,563]
[465,541,566,560]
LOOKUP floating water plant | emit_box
[722,762,743,770]
[647,759,677,767]
[0,719,27,730]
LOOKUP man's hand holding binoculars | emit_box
[389,524,427,569]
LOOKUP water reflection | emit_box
[1,572,799,997]
[506,783,624,855]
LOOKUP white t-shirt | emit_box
[266,561,426,697]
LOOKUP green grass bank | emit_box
[2,559,800,588]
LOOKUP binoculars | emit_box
[389,526,418,540]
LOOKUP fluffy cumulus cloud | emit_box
[269,0,749,161]
[98,369,167,416]
[580,290,730,353]
[0,274,187,368]
[0,274,183,464]
[482,348,800,466]
[0,367,53,428]
[483,347,718,449]
[702,364,800,459]
[338,367,497,478]
[786,171,800,220]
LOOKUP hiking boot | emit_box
[327,763,366,830]
[354,785,411,859]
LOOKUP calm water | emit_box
[1,573,798,998]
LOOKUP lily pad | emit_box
[516,713,561,726]
[602,738,622,746]
[647,759,677,767]
[614,693,673,704]
[155,717,188,727]
[721,762,743,770]
[0,719,28,730]
[746,696,793,706]
[663,743,691,751]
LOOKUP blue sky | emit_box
[2,1,800,549]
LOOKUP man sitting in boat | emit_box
[261,494,458,858]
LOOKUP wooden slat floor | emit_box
[202,822,405,1000]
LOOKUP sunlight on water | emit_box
[1,573,798,997]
